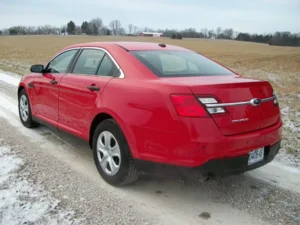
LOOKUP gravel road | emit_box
[0,72,300,225]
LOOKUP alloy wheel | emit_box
[96,131,121,176]
[19,95,29,122]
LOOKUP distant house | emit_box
[138,32,163,37]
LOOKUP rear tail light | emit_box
[207,107,226,114]
[198,97,227,115]
[170,95,208,117]
[197,98,218,104]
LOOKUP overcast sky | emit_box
[0,0,299,33]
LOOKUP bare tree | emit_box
[128,24,133,35]
[133,26,138,35]
[119,28,126,36]
[109,20,122,35]
[43,25,54,35]
[201,28,208,38]
[75,26,82,35]
[208,29,215,39]
[223,28,234,39]
[54,27,61,35]
[61,25,67,35]
[99,26,109,35]
[233,31,239,39]
[143,27,150,32]
[89,18,103,35]
[216,27,222,39]
[26,26,36,34]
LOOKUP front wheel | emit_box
[92,119,139,186]
[18,89,39,128]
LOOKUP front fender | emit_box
[18,75,37,115]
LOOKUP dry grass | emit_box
[0,35,299,95]
[0,35,299,167]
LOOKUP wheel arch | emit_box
[89,112,112,148]
[89,111,138,158]
[17,85,25,97]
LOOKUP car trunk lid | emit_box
[165,76,280,135]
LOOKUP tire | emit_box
[92,119,139,186]
[18,89,39,128]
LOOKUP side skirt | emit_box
[32,116,90,149]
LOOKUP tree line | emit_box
[160,28,300,46]
[0,17,299,47]
[0,18,125,36]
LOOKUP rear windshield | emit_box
[130,50,234,77]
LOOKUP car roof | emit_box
[65,41,190,51]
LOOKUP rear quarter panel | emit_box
[90,78,191,158]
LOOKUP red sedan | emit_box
[18,42,282,186]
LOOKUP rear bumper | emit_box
[135,141,281,178]
[196,141,280,176]
[129,118,282,167]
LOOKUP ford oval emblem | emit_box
[250,98,262,106]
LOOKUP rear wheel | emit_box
[92,119,139,186]
[18,89,39,128]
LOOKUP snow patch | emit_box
[0,94,19,115]
[0,72,20,87]
[270,161,300,174]
[0,145,10,156]
[0,153,22,176]
[0,145,86,225]
[281,106,290,115]
[284,119,298,133]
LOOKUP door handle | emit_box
[50,80,58,85]
[87,86,100,91]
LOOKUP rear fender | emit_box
[90,108,140,158]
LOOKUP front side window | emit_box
[72,49,105,75]
[47,49,78,73]
[130,50,234,77]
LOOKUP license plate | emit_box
[248,147,264,166]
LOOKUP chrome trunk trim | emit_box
[203,96,276,108]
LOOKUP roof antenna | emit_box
[158,43,166,48]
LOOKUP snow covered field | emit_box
[0,70,300,225]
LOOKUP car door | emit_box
[58,48,120,139]
[31,49,79,126]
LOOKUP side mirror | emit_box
[30,64,44,73]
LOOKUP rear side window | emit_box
[97,54,119,77]
[130,50,234,77]
[72,49,105,75]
